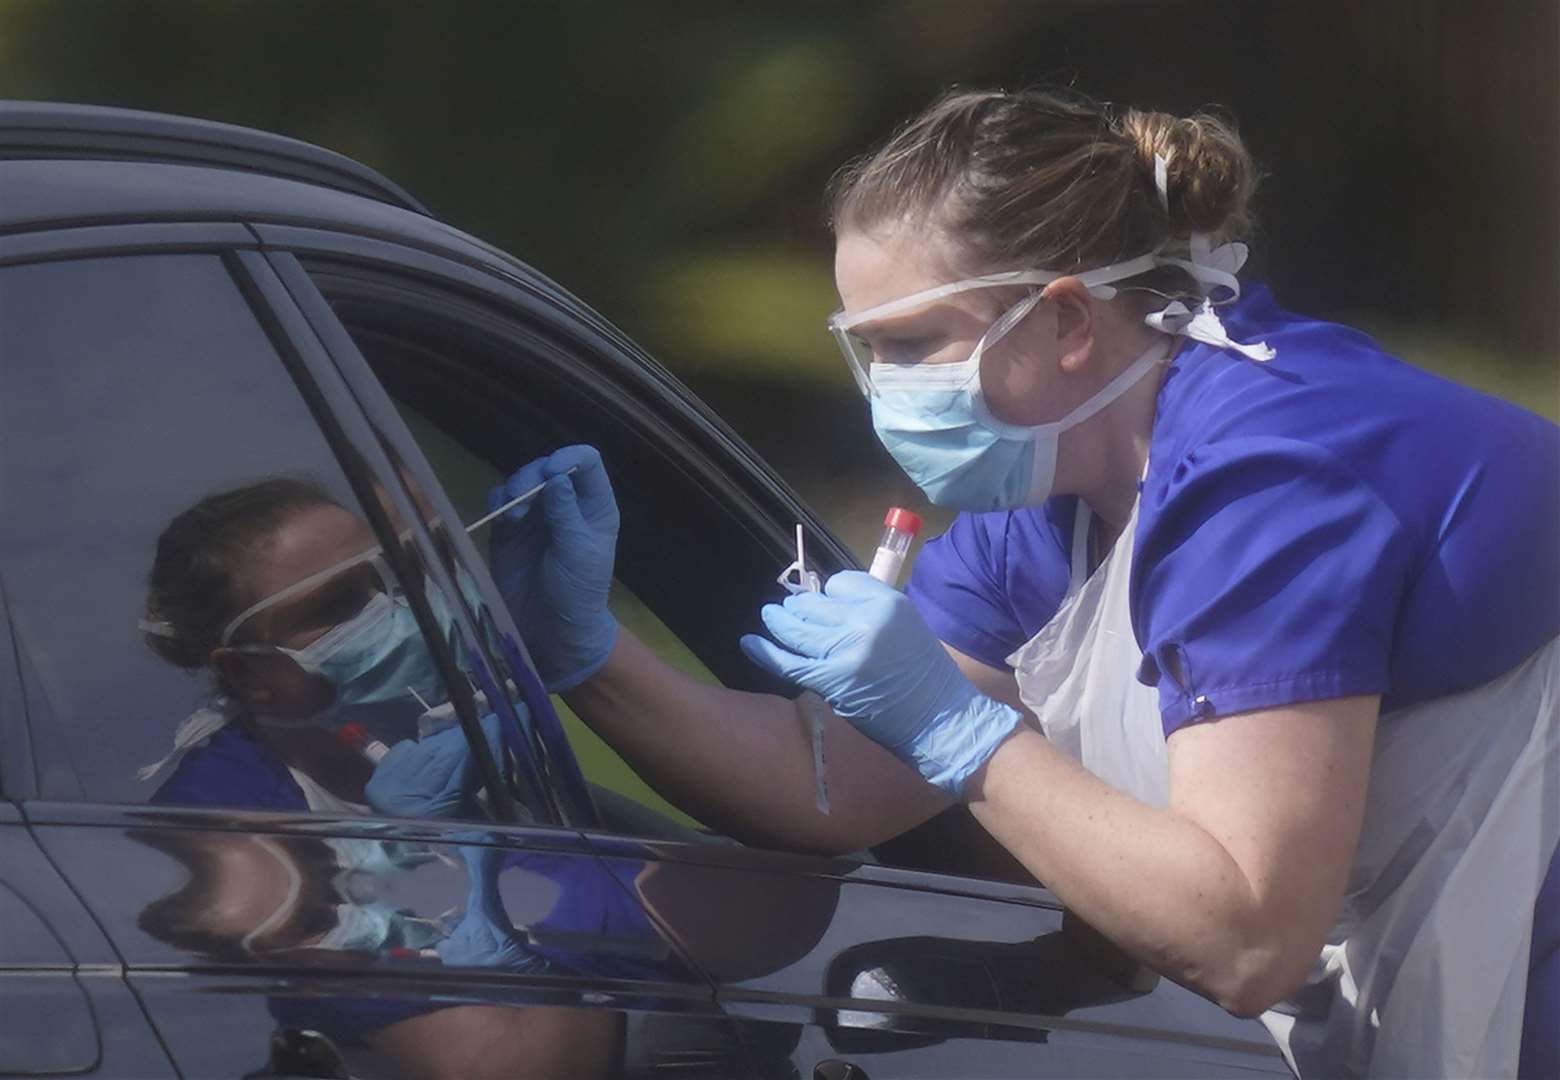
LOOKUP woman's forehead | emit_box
[240,504,374,603]
[834,225,971,317]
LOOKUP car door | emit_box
[0,234,758,1079]
[266,231,1290,1078]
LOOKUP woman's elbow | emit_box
[1205,940,1318,1019]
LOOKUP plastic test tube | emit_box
[339,722,389,764]
[867,508,923,586]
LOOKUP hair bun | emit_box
[1122,108,1256,241]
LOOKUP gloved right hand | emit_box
[488,445,620,692]
[364,713,504,820]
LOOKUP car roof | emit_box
[0,102,540,294]
[0,100,427,213]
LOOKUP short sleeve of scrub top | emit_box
[1131,288,1560,736]
[1132,434,1415,732]
[908,498,1080,671]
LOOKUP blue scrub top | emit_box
[909,284,1560,733]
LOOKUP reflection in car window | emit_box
[313,276,731,831]
[0,255,474,818]
[402,406,711,827]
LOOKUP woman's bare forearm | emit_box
[966,699,1375,1016]
[563,626,949,852]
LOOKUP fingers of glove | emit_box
[549,445,620,530]
[780,589,853,625]
[738,632,816,685]
[822,569,898,601]
[543,443,602,477]
[539,477,598,551]
[491,457,551,518]
[758,602,850,658]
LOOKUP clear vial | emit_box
[867,507,923,586]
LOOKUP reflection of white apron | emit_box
[1007,499,1560,1078]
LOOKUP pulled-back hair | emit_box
[827,88,1258,293]
[143,476,341,670]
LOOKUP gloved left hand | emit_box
[739,571,1023,796]
[436,844,546,972]
[364,713,504,820]
[488,445,619,692]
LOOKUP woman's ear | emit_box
[1041,277,1098,374]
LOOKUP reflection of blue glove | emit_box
[365,714,503,819]
[488,445,620,692]
[739,571,1023,796]
[436,844,546,972]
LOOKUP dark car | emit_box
[0,102,1288,1079]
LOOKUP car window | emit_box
[303,261,803,834]
[397,405,710,827]
[0,253,520,822]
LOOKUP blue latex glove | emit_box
[488,445,619,692]
[739,571,1023,796]
[436,844,546,972]
[364,713,504,819]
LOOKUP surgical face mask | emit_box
[266,590,451,737]
[869,292,1170,511]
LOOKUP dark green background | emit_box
[3,0,1554,554]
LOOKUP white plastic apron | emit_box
[1007,499,1560,1078]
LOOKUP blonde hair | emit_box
[827,88,1258,294]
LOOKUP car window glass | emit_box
[398,406,706,827]
[307,265,791,836]
[0,254,498,822]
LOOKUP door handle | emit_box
[815,1060,870,1080]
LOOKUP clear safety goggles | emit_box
[827,255,1157,398]
[220,549,397,649]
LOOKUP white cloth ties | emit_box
[1147,298,1276,363]
[137,701,233,782]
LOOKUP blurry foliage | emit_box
[0,0,1553,562]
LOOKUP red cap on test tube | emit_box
[883,507,923,535]
[868,507,923,586]
[339,722,389,764]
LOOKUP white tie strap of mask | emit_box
[1146,152,1275,362]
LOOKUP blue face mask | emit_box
[272,589,455,740]
[871,354,1042,512]
[869,294,1169,511]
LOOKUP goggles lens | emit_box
[830,322,877,398]
[222,551,395,648]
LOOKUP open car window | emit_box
[300,259,806,838]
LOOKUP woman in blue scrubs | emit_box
[726,89,1560,1077]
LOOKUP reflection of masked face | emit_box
[242,835,445,956]
[228,550,465,740]
[275,591,450,737]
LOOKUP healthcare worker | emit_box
[502,90,1559,1078]
[740,88,1560,1077]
